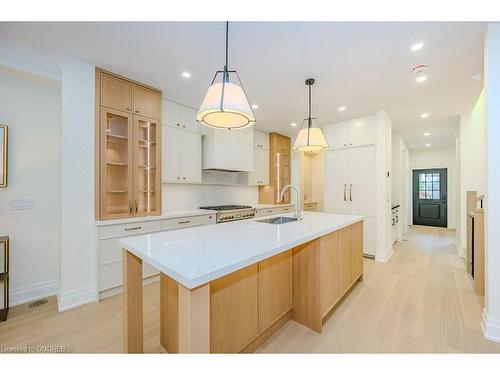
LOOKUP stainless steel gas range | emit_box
[199,205,256,223]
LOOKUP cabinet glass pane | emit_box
[136,119,158,215]
[104,112,130,216]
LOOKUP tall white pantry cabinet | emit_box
[324,115,378,256]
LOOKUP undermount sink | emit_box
[257,216,299,225]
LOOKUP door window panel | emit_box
[418,172,440,200]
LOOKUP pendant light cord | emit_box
[224,21,229,82]
[308,82,312,128]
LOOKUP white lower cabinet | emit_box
[162,125,202,183]
[97,214,215,299]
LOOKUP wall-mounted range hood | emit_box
[202,127,254,172]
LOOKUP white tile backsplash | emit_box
[163,183,259,212]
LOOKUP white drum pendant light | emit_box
[293,78,329,152]
[197,22,255,129]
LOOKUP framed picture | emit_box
[0,125,7,187]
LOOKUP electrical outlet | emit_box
[10,198,33,210]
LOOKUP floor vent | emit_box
[28,299,48,308]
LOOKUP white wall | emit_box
[391,133,410,238]
[483,22,500,344]
[58,57,97,311]
[375,110,393,262]
[459,89,485,254]
[0,65,60,305]
[409,146,458,229]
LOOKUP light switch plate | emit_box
[10,198,34,210]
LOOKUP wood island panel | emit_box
[292,239,322,333]
[210,264,259,353]
[122,250,144,353]
[258,250,293,332]
[339,226,353,293]
[320,231,340,317]
[351,221,364,281]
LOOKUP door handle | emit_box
[343,184,347,202]
[349,184,352,202]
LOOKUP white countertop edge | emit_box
[95,209,218,227]
[120,215,363,289]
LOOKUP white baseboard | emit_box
[482,309,500,343]
[57,285,97,312]
[375,248,394,263]
[10,279,59,306]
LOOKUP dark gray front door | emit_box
[412,168,447,227]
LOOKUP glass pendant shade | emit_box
[293,119,329,152]
[197,79,255,129]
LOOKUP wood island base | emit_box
[123,220,363,353]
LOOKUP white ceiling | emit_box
[0,22,485,149]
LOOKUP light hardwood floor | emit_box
[1,226,499,353]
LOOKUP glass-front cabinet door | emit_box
[100,108,134,219]
[134,116,161,216]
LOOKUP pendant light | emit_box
[197,22,255,129]
[293,78,329,152]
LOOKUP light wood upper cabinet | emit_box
[99,108,135,219]
[259,250,292,332]
[96,69,162,220]
[133,85,161,120]
[134,116,161,216]
[100,72,133,113]
[258,132,291,204]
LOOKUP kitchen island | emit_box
[120,211,364,353]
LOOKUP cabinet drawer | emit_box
[161,214,215,231]
[276,206,293,214]
[304,202,318,211]
[98,220,161,240]
[255,208,278,217]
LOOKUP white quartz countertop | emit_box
[120,211,363,289]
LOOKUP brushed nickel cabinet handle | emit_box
[343,184,347,202]
[124,226,142,231]
[178,220,191,224]
[126,107,131,111]
[129,201,133,214]
[135,200,138,214]
[177,123,180,127]
[135,110,139,113]
[266,210,273,213]
[183,177,186,180]
[350,184,352,202]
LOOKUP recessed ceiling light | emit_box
[291,122,297,127]
[411,42,424,51]
[425,143,431,147]
[252,104,259,109]
[420,113,430,118]
[424,132,430,136]
[338,106,346,112]
[182,72,191,78]
[415,75,427,83]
